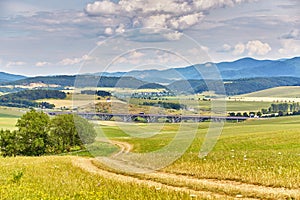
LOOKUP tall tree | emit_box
[16,109,50,156]
[50,114,96,152]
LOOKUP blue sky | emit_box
[0,0,299,76]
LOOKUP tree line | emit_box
[0,89,66,109]
[262,102,300,117]
[142,101,186,110]
[0,110,96,157]
[228,103,300,118]
[81,90,112,97]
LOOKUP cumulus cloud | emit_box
[84,0,254,40]
[35,61,51,67]
[279,39,300,55]
[229,40,271,56]
[104,27,114,35]
[233,43,245,55]
[58,55,92,66]
[129,51,145,59]
[218,44,232,52]
[163,31,183,40]
[246,40,271,56]
[85,0,118,15]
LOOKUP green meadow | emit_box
[1,105,300,199]
[92,116,300,198]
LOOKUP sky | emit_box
[0,0,299,76]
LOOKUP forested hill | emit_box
[96,57,300,82]
[3,74,300,96]
[0,72,26,83]
[2,75,166,89]
[0,89,66,101]
[0,90,66,108]
[168,77,300,95]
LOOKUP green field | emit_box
[0,107,25,130]
[92,116,300,199]
[0,156,194,200]
[1,106,300,199]
[240,86,300,98]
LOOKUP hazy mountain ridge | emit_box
[0,75,166,89]
[0,72,26,83]
[1,57,300,95]
[95,57,300,82]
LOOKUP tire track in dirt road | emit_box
[73,140,300,199]
[73,157,238,199]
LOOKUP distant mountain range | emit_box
[95,57,300,83]
[0,72,26,83]
[0,75,166,90]
[1,56,300,95]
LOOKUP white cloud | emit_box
[163,31,183,41]
[58,55,92,66]
[5,61,26,68]
[104,27,114,35]
[222,44,232,52]
[115,24,125,34]
[230,40,271,56]
[279,39,300,55]
[200,45,209,52]
[246,40,271,56]
[35,61,50,67]
[129,51,144,59]
[85,0,118,15]
[233,43,245,55]
[169,13,204,30]
[84,0,255,40]
[143,14,170,29]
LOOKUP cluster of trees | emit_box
[228,111,262,118]
[263,103,300,114]
[0,90,66,109]
[229,103,300,118]
[142,101,186,110]
[0,110,96,157]
[81,90,112,97]
[261,103,300,117]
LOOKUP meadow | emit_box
[0,107,25,130]
[1,104,300,199]
[92,116,300,199]
[0,156,197,200]
[240,86,300,98]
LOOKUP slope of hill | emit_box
[240,86,300,98]
[95,57,300,82]
[1,75,166,89]
[0,89,66,108]
[168,77,300,95]
[0,72,26,83]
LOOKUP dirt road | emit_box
[72,140,300,199]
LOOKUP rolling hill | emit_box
[96,57,300,83]
[0,72,26,83]
[240,86,300,98]
[1,75,166,89]
[168,77,300,95]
